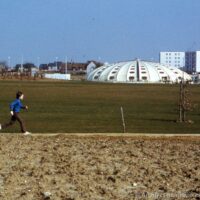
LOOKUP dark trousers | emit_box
[2,112,26,133]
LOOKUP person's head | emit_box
[16,91,24,100]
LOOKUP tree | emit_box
[0,61,7,72]
[178,80,193,123]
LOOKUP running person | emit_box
[0,91,31,135]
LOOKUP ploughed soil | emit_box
[0,134,200,200]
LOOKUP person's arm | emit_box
[20,101,28,110]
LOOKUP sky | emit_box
[0,0,200,66]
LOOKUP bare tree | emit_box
[178,80,193,123]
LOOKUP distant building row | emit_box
[160,51,200,74]
[39,61,102,74]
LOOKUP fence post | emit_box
[121,106,126,133]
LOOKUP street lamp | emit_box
[8,56,11,68]
[55,57,58,70]
[21,55,24,72]
[37,57,40,68]
[65,56,67,74]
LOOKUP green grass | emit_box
[0,80,199,133]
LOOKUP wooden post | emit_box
[121,106,126,133]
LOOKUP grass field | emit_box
[0,80,199,133]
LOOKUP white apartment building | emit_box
[160,51,200,73]
[160,52,185,68]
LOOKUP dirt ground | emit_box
[0,134,199,200]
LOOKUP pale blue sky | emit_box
[0,0,200,66]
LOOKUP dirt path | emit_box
[0,134,200,200]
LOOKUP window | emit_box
[129,76,134,81]
[109,76,115,80]
[142,76,147,80]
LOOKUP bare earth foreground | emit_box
[0,134,200,200]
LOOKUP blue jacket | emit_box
[10,99,25,113]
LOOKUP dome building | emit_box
[87,59,191,83]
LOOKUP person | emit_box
[0,91,31,135]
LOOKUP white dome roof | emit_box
[87,60,191,83]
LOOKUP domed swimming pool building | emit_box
[87,59,191,84]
